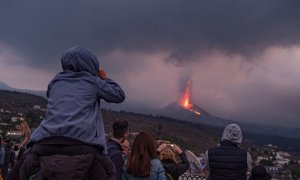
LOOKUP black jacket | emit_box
[161,153,190,180]
[208,140,247,180]
[107,138,124,180]
[8,137,115,180]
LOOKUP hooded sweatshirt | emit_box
[221,123,242,144]
[29,45,125,151]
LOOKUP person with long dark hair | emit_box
[122,132,166,180]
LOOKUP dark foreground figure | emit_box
[8,45,125,180]
[249,165,272,180]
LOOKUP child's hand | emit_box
[171,144,183,154]
[157,143,167,152]
[98,69,107,80]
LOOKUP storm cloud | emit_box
[0,1,300,127]
[1,0,300,65]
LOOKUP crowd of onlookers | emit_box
[1,46,273,179]
[107,120,190,180]
[0,119,274,180]
[106,120,272,180]
[0,120,31,180]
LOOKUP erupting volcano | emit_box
[180,81,201,116]
[159,80,212,124]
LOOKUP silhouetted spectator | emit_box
[122,132,166,180]
[1,136,14,179]
[249,165,271,180]
[16,120,31,161]
[205,123,252,180]
[0,136,4,179]
[9,45,125,180]
[107,120,129,180]
[18,120,31,149]
[157,143,190,180]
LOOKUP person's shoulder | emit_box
[207,146,217,153]
[107,139,122,156]
[151,158,162,165]
[107,138,121,148]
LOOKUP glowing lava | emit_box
[181,81,192,109]
[180,81,201,116]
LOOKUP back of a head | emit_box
[3,136,10,144]
[61,45,99,76]
[249,165,271,180]
[221,123,242,144]
[127,132,156,177]
[21,120,31,135]
[21,120,29,129]
[113,120,128,139]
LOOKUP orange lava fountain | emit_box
[180,81,201,116]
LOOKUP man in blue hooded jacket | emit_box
[9,45,125,180]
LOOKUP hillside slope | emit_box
[1,90,300,154]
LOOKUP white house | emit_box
[33,105,41,110]
[11,117,19,122]
[256,156,269,163]
[276,159,290,165]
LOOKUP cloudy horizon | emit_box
[1,0,300,127]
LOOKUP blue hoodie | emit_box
[29,45,125,151]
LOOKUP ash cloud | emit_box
[1,0,300,67]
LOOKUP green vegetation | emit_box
[284,160,300,179]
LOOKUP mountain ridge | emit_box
[1,81,299,139]
[158,101,300,139]
[0,89,300,152]
[0,81,46,98]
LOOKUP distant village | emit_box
[0,105,45,135]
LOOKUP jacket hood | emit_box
[221,123,242,144]
[61,45,99,76]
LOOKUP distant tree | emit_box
[284,161,300,179]
[158,123,162,131]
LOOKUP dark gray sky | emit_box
[0,0,300,127]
